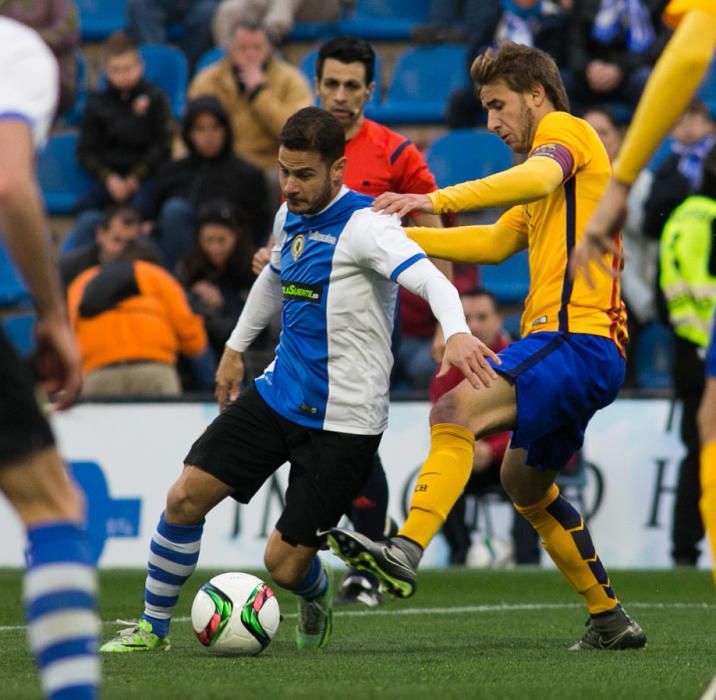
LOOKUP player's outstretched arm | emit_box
[0,120,82,409]
[406,218,527,264]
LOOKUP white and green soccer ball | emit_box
[191,572,281,656]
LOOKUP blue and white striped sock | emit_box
[142,512,203,638]
[23,522,100,700]
[292,556,328,600]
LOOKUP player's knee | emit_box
[429,392,461,426]
[165,481,206,525]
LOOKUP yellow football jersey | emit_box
[663,0,716,28]
[499,112,627,351]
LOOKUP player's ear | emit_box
[531,82,546,107]
[331,155,347,183]
[366,80,376,100]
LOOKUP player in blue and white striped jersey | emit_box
[100,107,499,654]
[0,17,100,700]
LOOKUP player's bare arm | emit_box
[215,346,245,411]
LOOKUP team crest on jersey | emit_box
[291,234,305,261]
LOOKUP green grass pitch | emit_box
[0,568,713,699]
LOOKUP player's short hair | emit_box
[470,42,570,113]
[317,36,375,85]
[280,106,345,165]
[104,30,139,60]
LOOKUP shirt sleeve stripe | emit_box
[389,140,411,165]
[0,111,32,125]
[390,253,427,281]
[530,144,574,182]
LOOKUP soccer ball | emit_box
[191,572,281,656]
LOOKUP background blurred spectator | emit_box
[658,145,716,567]
[0,0,79,115]
[149,95,270,269]
[188,19,312,184]
[567,0,669,114]
[412,0,495,44]
[60,205,160,288]
[175,201,256,358]
[74,31,172,247]
[430,287,540,566]
[213,0,349,47]
[126,0,219,72]
[67,242,208,398]
[643,99,716,239]
[445,0,571,129]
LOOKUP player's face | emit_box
[316,59,373,132]
[106,52,144,92]
[199,223,237,268]
[463,295,502,348]
[481,80,537,154]
[190,112,226,159]
[278,147,346,215]
[96,214,141,261]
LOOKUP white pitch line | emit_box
[700,675,716,700]
[0,600,713,632]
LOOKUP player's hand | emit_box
[440,332,500,390]
[33,312,83,410]
[215,346,244,411]
[570,179,627,288]
[252,247,270,275]
[372,192,434,218]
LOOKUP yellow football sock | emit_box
[399,423,475,549]
[699,442,716,588]
[515,484,618,615]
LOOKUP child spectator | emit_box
[149,95,270,269]
[175,201,256,358]
[73,30,172,246]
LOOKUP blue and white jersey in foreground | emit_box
[256,187,428,435]
[0,17,58,149]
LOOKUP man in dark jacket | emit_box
[149,95,271,269]
[75,30,172,218]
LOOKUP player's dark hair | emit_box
[470,42,570,113]
[317,36,375,85]
[280,106,346,165]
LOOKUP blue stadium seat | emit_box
[367,45,468,124]
[194,47,225,76]
[2,313,36,357]
[77,0,127,41]
[426,130,513,188]
[139,44,189,120]
[300,48,382,103]
[0,245,29,307]
[479,250,530,305]
[635,321,673,389]
[289,22,341,42]
[339,0,430,40]
[37,133,94,216]
[60,50,89,126]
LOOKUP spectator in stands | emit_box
[59,204,161,288]
[567,0,669,114]
[445,0,571,129]
[0,0,80,116]
[149,95,270,270]
[67,241,208,398]
[175,201,256,358]
[431,287,540,566]
[188,19,312,183]
[643,99,716,239]
[74,31,172,248]
[212,0,348,47]
[658,145,716,568]
[126,0,219,73]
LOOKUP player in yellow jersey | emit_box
[326,41,646,651]
[573,0,716,591]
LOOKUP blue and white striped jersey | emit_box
[0,18,58,148]
[255,186,429,435]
